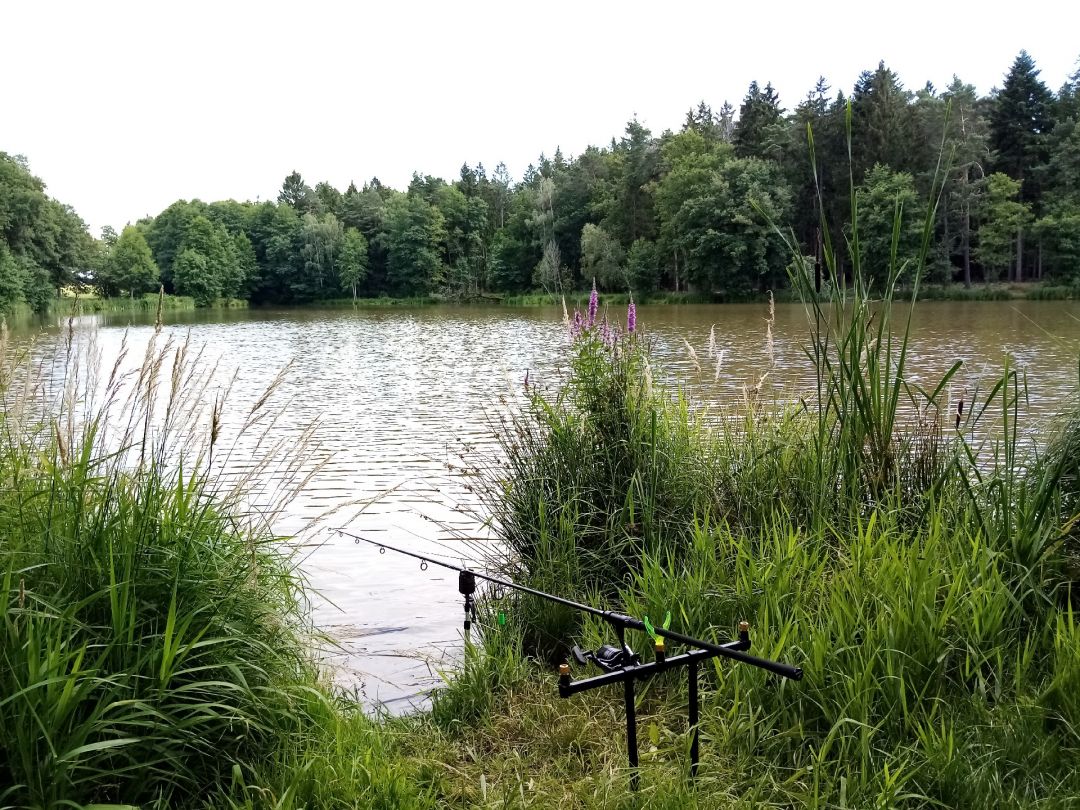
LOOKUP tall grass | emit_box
[449,114,1080,807]
[0,324,425,808]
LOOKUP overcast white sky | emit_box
[3,0,1077,234]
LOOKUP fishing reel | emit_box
[571,642,639,673]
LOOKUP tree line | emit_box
[2,51,1078,312]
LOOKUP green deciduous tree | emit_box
[626,238,660,294]
[854,164,924,285]
[338,228,369,300]
[976,173,1032,279]
[384,194,446,295]
[0,244,26,313]
[172,249,216,306]
[580,224,625,290]
[102,225,159,296]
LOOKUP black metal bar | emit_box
[624,675,638,790]
[338,529,803,681]
[688,658,699,777]
[559,645,742,697]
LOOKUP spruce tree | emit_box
[733,81,784,160]
[989,51,1055,279]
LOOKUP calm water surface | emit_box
[12,300,1080,711]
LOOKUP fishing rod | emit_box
[337,529,803,680]
[337,528,803,786]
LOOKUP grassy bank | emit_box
[49,291,200,314]
[284,282,1080,312]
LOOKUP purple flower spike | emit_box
[587,281,599,327]
[571,309,584,338]
[627,297,636,334]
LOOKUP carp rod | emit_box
[336,528,802,681]
[338,527,803,785]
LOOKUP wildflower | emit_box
[587,280,598,327]
[600,315,619,348]
[627,296,636,334]
[571,309,585,338]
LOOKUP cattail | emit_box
[955,391,965,430]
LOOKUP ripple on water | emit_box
[14,300,1080,713]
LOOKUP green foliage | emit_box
[99,224,159,296]
[338,227,369,299]
[668,156,792,295]
[626,238,660,294]
[854,164,923,284]
[11,52,1080,312]
[732,80,785,160]
[976,173,1032,277]
[172,248,217,306]
[278,170,316,214]
[0,152,95,312]
[455,152,1080,805]
[384,193,446,295]
[991,50,1055,196]
[0,243,27,312]
[579,223,624,291]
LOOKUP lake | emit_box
[10,299,1080,711]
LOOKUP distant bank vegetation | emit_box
[2,50,1079,317]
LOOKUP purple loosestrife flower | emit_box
[627,297,636,334]
[600,316,617,348]
[571,309,585,338]
[587,281,599,327]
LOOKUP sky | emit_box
[3,0,1078,235]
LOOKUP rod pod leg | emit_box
[689,658,699,778]
[624,675,639,790]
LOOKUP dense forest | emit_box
[2,51,1079,311]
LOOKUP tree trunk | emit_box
[1015,226,1023,283]
[962,197,972,288]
